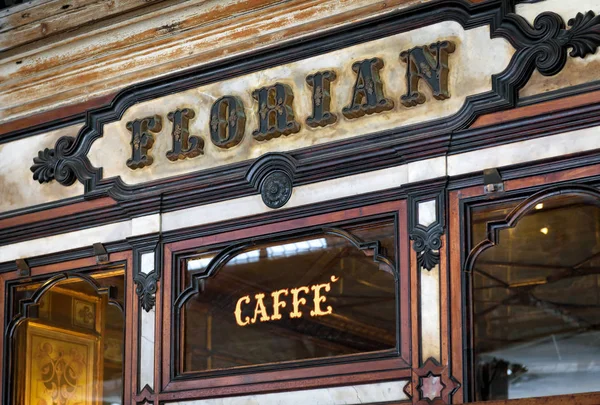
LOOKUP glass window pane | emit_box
[180,219,398,373]
[11,269,125,405]
[471,194,600,401]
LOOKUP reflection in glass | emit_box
[180,219,397,373]
[471,194,600,401]
[11,270,125,405]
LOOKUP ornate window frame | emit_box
[158,200,411,398]
[0,250,135,404]
[449,163,600,404]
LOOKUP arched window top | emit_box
[467,185,600,401]
[175,217,400,375]
[8,268,125,405]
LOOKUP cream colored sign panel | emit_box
[88,21,513,186]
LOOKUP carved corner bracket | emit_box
[134,271,159,312]
[129,234,161,312]
[245,153,298,209]
[408,189,445,271]
[410,225,443,271]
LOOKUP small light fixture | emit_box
[540,227,549,235]
[535,203,544,210]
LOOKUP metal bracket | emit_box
[93,243,109,264]
[483,168,504,194]
[16,258,31,277]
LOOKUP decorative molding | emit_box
[463,183,600,273]
[129,234,161,312]
[24,1,600,206]
[134,271,159,312]
[408,189,445,271]
[413,358,460,405]
[246,153,298,209]
[175,224,396,308]
[410,225,443,271]
[30,136,78,186]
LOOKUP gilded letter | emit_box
[342,58,394,119]
[310,275,339,317]
[290,286,310,319]
[251,293,271,323]
[166,108,204,161]
[210,96,246,149]
[400,41,456,107]
[306,70,337,128]
[126,115,162,170]
[271,288,289,321]
[234,295,251,326]
[252,83,301,141]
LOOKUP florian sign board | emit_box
[121,41,455,171]
[26,2,600,210]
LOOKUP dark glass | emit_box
[11,269,125,405]
[180,219,397,373]
[471,194,600,401]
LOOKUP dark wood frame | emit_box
[0,251,136,404]
[154,200,411,401]
[448,162,600,404]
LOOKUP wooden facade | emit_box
[1,0,600,404]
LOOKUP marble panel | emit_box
[161,164,408,232]
[421,264,441,363]
[0,220,132,264]
[139,306,156,390]
[166,380,409,405]
[418,199,437,228]
[447,126,600,176]
[141,252,154,275]
[0,124,83,214]
[132,213,161,236]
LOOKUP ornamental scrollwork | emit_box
[497,9,600,88]
[30,136,78,186]
[134,271,159,312]
[410,224,443,271]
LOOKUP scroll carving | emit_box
[134,271,159,312]
[31,136,78,186]
[410,225,443,271]
[166,108,204,161]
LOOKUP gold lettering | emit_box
[311,275,339,317]
[290,286,310,318]
[251,293,271,323]
[234,295,251,326]
[271,288,289,320]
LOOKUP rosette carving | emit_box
[30,136,78,186]
[246,153,297,209]
[261,171,293,209]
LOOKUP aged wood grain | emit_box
[0,0,434,125]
